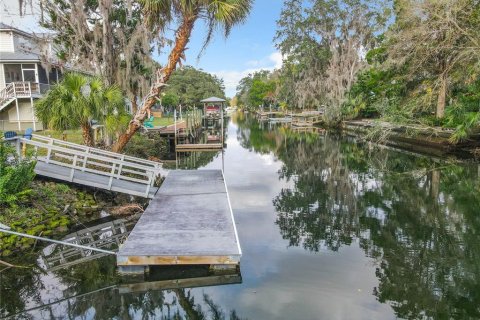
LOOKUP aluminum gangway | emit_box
[8,134,167,198]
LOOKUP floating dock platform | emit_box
[175,143,223,152]
[117,170,241,273]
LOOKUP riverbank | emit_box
[252,111,480,159]
[342,119,480,159]
[0,179,147,257]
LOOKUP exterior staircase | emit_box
[0,81,41,111]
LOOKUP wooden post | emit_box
[221,102,224,147]
[174,108,177,148]
[21,141,26,157]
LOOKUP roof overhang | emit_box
[201,97,226,103]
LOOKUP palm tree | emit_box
[35,73,124,146]
[111,0,253,152]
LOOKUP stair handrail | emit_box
[0,82,16,102]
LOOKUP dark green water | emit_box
[1,113,480,319]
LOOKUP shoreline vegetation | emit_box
[0,141,148,257]
[2,0,479,259]
[233,0,479,153]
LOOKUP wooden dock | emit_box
[292,113,323,127]
[256,111,284,118]
[154,121,187,135]
[117,170,241,272]
[175,143,223,152]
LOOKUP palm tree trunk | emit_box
[111,12,198,153]
[81,123,94,147]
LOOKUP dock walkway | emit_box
[117,170,241,272]
[8,134,165,198]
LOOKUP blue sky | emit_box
[169,1,284,97]
[2,0,284,97]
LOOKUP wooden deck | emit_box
[153,121,187,135]
[292,113,323,127]
[117,170,241,271]
[175,143,223,151]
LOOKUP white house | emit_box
[0,23,63,132]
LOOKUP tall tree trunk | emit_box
[436,72,447,118]
[131,96,138,114]
[81,123,94,147]
[100,0,114,84]
[111,13,197,153]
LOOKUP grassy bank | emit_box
[152,116,174,127]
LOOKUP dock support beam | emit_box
[118,265,149,275]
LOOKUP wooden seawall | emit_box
[117,170,241,273]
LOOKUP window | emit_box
[48,68,58,83]
[23,69,36,82]
[4,64,22,83]
[38,64,48,84]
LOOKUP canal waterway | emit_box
[1,112,479,319]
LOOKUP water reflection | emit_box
[2,263,243,319]
[2,113,480,319]
[1,218,243,319]
[234,114,480,319]
[171,151,222,170]
[41,218,133,271]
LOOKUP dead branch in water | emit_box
[110,204,144,216]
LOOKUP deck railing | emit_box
[15,134,166,198]
[292,113,323,126]
[0,82,47,109]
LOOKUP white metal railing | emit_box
[17,134,166,197]
[0,82,43,108]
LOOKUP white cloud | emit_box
[269,51,283,69]
[213,51,284,97]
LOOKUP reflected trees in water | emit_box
[233,115,480,319]
[1,253,245,319]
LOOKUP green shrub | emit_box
[123,133,169,159]
[0,142,36,206]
